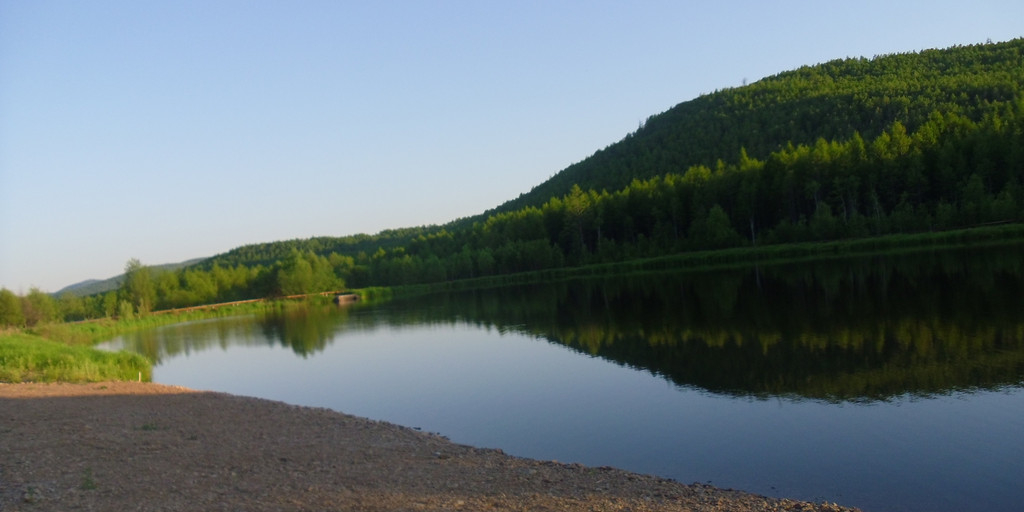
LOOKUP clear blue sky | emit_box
[2,0,1021,293]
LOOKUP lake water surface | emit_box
[105,245,1024,512]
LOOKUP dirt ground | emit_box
[0,382,861,511]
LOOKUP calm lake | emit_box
[104,245,1024,512]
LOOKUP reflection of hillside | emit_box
[412,244,1024,401]
[119,316,271,364]
[115,301,464,362]
[547,319,1024,401]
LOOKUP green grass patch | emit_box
[80,467,97,491]
[0,332,151,383]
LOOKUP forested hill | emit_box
[201,37,1024,272]
[25,38,1024,322]
[489,38,1024,215]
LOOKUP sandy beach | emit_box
[0,381,860,511]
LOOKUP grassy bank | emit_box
[0,300,318,383]
[0,332,151,383]
[0,295,353,383]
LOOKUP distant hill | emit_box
[56,258,207,297]
[198,227,440,270]
[54,278,113,298]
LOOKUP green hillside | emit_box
[492,38,1024,214]
[201,38,1024,269]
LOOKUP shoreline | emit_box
[1,381,861,511]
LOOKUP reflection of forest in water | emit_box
[119,305,358,361]
[403,244,1024,401]
[117,244,1024,402]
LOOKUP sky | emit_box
[1,0,1022,293]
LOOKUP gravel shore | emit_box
[0,382,861,511]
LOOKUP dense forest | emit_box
[3,38,1023,325]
